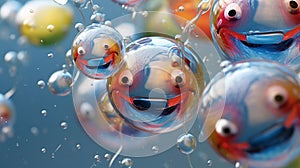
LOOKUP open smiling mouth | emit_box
[246,122,295,154]
[117,92,184,117]
[218,26,300,52]
[83,53,116,70]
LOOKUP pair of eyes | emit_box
[118,69,186,87]
[215,85,290,137]
[76,44,110,56]
[223,0,299,21]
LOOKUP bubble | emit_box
[104,153,111,161]
[76,143,81,150]
[47,70,73,96]
[200,60,300,168]
[90,13,105,23]
[72,24,125,79]
[211,0,300,69]
[41,109,47,117]
[207,159,212,167]
[37,80,46,89]
[4,51,18,64]
[16,0,73,46]
[31,127,39,135]
[107,36,203,134]
[94,154,101,162]
[0,0,22,25]
[177,133,196,155]
[41,148,47,154]
[60,121,68,130]
[74,23,85,32]
[120,158,133,168]
[151,145,159,153]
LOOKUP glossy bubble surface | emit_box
[16,0,73,46]
[0,0,22,25]
[112,0,144,7]
[200,60,300,168]
[48,70,73,96]
[211,0,300,69]
[72,24,125,79]
[108,36,203,134]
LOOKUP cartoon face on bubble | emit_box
[211,0,300,67]
[200,61,300,168]
[108,36,205,134]
[72,24,125,79]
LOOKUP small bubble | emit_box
[16,142,19,147]
[92,4,100,11]
[4,51,18,64]
[177,133,196,155]
[76,143,81,150]
[104,20,112,27]
[72,0,86,8]
[104,153,111,161]
[31,127,39,135]
[94,154,101,162]
[235,162,240,168]
[207,159,212,167]
[121,158,133,168]
[47,52,54,58]
[51,153,55,159]
[179,6,184,12]
[152,145,159,153]
[60,121,68,130]
[41,109,47,117]
[47,25,55,32]
[37,80,46,89]
[90,12,105,23]
[41,148,46,154]
[75,23,85,32]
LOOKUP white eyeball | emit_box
[266,85,288,109]
[77,46,86,56]
[285,0,299,14]
[171,69,186,87]
[215,118,238,137]
[119,70,133,86]
[224,3,242,20]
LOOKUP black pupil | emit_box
[274,94,284,103]
[222,127,231,134]
[290,1,298,9]
[228,9,237,17]
[175,76,183,84]
[104,44,109,49]
[122,76,129,84]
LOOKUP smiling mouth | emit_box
[86,59,112,70]
[218,26,300,52]
[246,123,295,154]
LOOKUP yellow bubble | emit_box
[16,0,73,46]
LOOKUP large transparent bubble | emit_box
[72,24,125,79]
[73,12,221,157]
[200,60,300,168]
[211,0,300,70]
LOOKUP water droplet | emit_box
[207,159,212,167]
[104,153,111,161]
[74,22,85,32]
[104,20,112,27]
[177,133,196,155]
[60,121,68,130]
[41,147,46,154]
[47,25,54,32]
[31,127,39,135]
[90,12,105,23]
[41,109,47,117]
[121,158,133,168]
[151,145,159,153]
[76,143,81,150]
[94,154,101,162]
[235,162,240,168]
[179,6,184,12]
[37,80,46,89]
[47,52,54,58]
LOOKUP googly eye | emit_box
[119,70,133,86]
[266,85,288,108]
[215,119,238,137]
[77,46,86,56]
[224,3,242,20]
[171,69,186,87]
[285,0,299,14]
